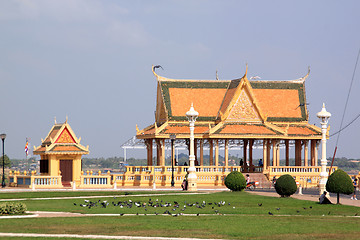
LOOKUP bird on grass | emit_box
[268,212,273,215]
[276,208,280,211]
[258,203,262,207]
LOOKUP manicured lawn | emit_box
[0,191,359,239]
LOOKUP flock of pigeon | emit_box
[72,198,327,217]
[73,197,231,217]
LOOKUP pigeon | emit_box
[258,203,262,207]
[73,203,77,206]
[268,212,273,215]
[276,208,280,211]
[119,213,124,216]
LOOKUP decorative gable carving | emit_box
[56,128,76,143]
[227,89,261,122]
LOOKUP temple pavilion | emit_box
[33,119,89,187]
[136,66,326,178]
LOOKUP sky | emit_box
[1,0,360,160]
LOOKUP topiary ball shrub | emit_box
[326,169,354,204]
[275,174,297,197]
[224,171,246,191]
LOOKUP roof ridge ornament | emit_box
[152,65,167,81]
[296,66,310,83]
[242,63,248,79]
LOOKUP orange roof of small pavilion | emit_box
[136,66,322,140]
[33,120,89,155]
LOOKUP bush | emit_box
[0,202,27,215]
[275,174,297,197]
[224,171,246,191]
[326,169,354,204]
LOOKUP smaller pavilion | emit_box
[33,118,89,187]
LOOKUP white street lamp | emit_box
[317,103,331,195]
[186,103,198,191]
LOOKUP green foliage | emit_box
[275,174,297,197]
[326,169,354,195]
[224,171,246,191]
[0,202,27,215]
[0,154,11,167]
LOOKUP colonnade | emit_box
[144,138,320,171]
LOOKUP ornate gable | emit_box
[220,71,265,123]
[227,89,262,122]
[33,119,89,155]
[55,127,76,143]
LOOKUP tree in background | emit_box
[326,169,354,204]
[0,155,11,168]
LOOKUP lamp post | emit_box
[186,104,198,191]
[317,103,331,195]
[170,134,176,187]
[1,133,6,188]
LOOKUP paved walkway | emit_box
[249,188,360,207]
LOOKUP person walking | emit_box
[351,178,358,200]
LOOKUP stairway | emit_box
[246,173,272,189]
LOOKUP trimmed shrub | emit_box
[326,169,354,204]
[275,174,297,197]
[0,202,27,215]
[224,171,246,191]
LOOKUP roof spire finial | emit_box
[242,63,248,79]
[216,70,219,80]
[298,66,310,82]
[54,117,57,124]
[65,115,68,123]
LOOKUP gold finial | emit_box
[242,63,248,79]
[54,117,57,124]
[65,116,68,123]
[136,124,140,134]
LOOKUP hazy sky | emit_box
[1,0,359,160]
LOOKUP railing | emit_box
[79,173,112,188]
[33,176,62,187]
[268,166,338,188]
[7,165,339,189]
[268,166,337,174]
[7,171,63,188]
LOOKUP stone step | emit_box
[245,173,272,189]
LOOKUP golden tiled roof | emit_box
[136,68,319,140]
[253,89,301,118]
[33,121,89,155]
[169,88,227,118]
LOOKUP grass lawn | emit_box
[0,191,359,239]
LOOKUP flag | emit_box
[25,138,29,156]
